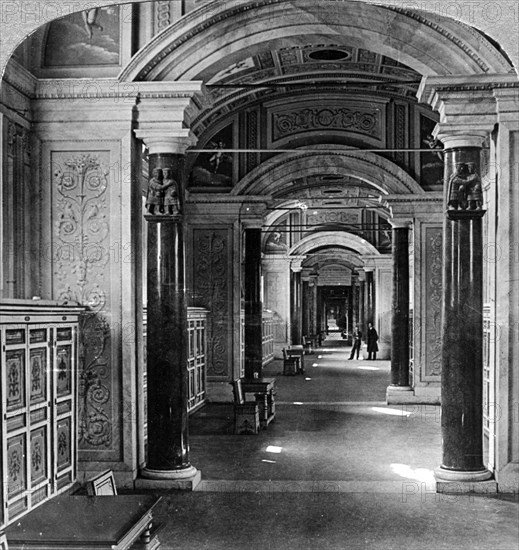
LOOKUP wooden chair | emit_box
[86,469,117,496]
[302,336,315,355]
[230,379,260,434]
[282,348,300,375]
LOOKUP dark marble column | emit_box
[390,223,411,387]
[290,267,302,344]
[365,269,375,326]
[302,280,310,337]
[436,141,491,483]
[244,227,263,379]
[359,277,365,336]
[141,151,198,485]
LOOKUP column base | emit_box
[135,465,201,491]
[435,466,496,493]
[386,385,414,404]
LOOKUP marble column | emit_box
[135,131,200,490]
[290,264,302,345]
[358,272,366,336]
[387,222,413,403]
[244,227,263,379]
[435,133,492,485]
[365,268,375,326]
[302,279,310,337]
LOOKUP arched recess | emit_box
[120,0,512,82]
[233,146,424,197]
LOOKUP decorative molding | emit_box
[155,1,172,32]
[272,107,379,141]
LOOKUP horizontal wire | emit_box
[188,147,442,153]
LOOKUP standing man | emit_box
[367,322,379,360]
[349,325,362,360]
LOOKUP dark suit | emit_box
[349,329,362,359]
[367,327,379,360]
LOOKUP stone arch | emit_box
[289,231,380,257]
[232,146,424,197]
[120,0,512,83]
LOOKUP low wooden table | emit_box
[241,377,276,429]
[286,346,305,373]
[5,495,162,549]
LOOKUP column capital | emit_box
[240,201,269,228]
[134,81,208,154]
[417,75,506,142]
[389,219,412,229]
[433,125,490,150]
[290,257,306,273]
[381,194,443,220]
[134,128,197,155]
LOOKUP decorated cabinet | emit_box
[0,300,83,527]
[187,307,209,413]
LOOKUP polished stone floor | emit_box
[150,334,518,550]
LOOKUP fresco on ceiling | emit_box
[44,7,120,66]
[420,115,444,188]
[190,124,234,187]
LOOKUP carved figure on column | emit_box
[465,163,483,210]
[145,168,164,214]
[447,163,468,210]
[163,168,181,215]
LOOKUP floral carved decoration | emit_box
[52,152,112,449]
[194,231,229,377]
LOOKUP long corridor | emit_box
[149,336,519,550]
[190,333,441,488]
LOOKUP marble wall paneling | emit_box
[45,141,126,465]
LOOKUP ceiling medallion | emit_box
[308,49,350,61]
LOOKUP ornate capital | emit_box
[134,128,197,155]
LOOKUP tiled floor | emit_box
[151,334,519,549]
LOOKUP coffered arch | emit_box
[232,146,424,197]
[290,231,380,257]
[120,0,513,83]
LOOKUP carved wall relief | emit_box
[424,226,442,378]
[51,151,113,451]
[192,229,232,378]
[271,106,380,142]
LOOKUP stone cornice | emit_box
[2,59,37,98]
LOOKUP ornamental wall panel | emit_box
[191,228,234,379]
[423,225,443,380]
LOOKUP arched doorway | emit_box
[1,0,517,499]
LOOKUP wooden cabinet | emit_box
[187,308,208,413]
[0,300,83,528]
